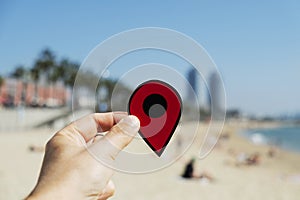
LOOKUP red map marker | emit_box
[128,80,182,156]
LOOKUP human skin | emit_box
[26,112,140,200]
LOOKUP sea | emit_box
[241,126,300,153]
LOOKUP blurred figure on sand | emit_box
[181,158,215,183]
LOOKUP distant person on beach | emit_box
[28,145,44,152]
[235,152,261,166]
[246,152,261,165]
[181,158,215,182]
[26,112,140,200]
[182,158,195,179]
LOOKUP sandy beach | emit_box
[0,118,300,200]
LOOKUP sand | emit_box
[0,120,300,200]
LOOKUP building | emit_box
[0,78,69,107]
[208,72,225,117]
[186,67,209,110]
[187,68,198,99]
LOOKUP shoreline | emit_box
[236,121,300,155]
[220,121,300,171]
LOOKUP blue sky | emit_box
[0,0,299,116]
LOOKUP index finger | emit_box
[69,112,128,142]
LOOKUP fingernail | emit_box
[121,115,140,128]
[117,116,140,137]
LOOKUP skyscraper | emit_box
[186,67,209,110]
[208,71,225,117]
[187,68,198,99]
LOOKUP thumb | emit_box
[89,115,140,161]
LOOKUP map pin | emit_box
[128,80,182,156]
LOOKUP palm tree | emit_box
[61,60,80,106]
[0,75,4,88]
[11,66,27,105]
[34,48,56,106]
[62,60,79,87]
[48,62,67,107]
[0,75,4,106]
[11,65,26,79]
[30,65,40,106]
[52,58,79,107]
[38,48,56,72]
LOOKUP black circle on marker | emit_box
[143,94,167,118]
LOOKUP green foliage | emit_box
[30,66,40,83]
[59,59,79,87]
[36,48,55,72]
[11,65,26,79]
[27,48,80,87]
[0,75,4,87]
[8,48,78,105]
[8,48,122,109]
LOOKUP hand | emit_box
[26,112,140,200]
